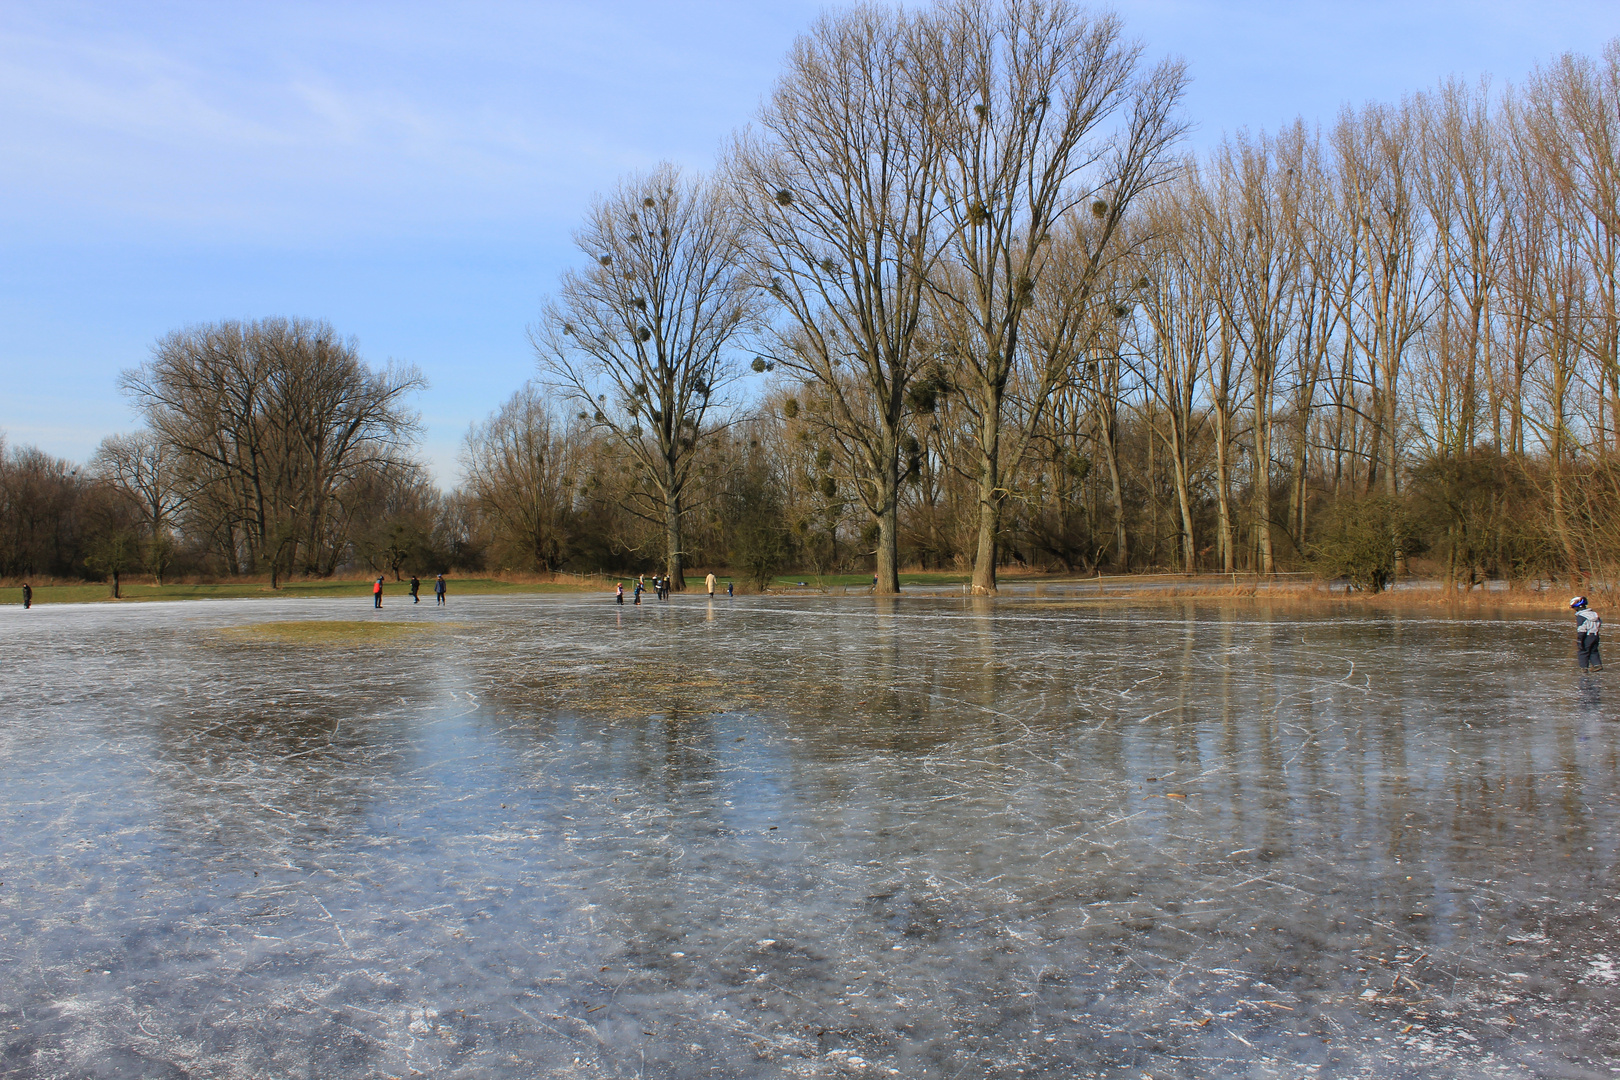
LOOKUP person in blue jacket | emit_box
[1572,595,1602,670]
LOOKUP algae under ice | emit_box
[1,594,1616,1078]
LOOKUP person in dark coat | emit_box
[1573,595,1602,670]
[434,574,447,606]
[409,575,420,603]
[21,583,31,609]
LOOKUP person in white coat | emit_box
[1572,595,1602,670]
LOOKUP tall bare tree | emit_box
[1521,44,1620,451]
[123,318,423,586]
[925,0,1186,593]
[728,5,947,594]
[1132,178,1216,572]
[1204,132,1306,573]
[462,384,581,572]
[1415,79,1502,458]
[1334,103,1436,500]
[535,164,754,590]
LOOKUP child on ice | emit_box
[1572,595,1602,670]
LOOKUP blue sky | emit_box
[4,1,1619,485]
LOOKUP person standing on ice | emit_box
[616,582,624,604]
[706,571,716,597]
[373,576,384,609]
[1572,596,1602,670]
[21,583,30,609]
[434,573,446,605]
[409,575,420,603]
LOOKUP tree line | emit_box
[6,2,1619,594]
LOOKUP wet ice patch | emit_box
[1586,955,1619,983]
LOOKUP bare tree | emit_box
[728,5,948,594]
[1199,198,1246,573]
[1414,79,1502,458]
[123,318,424,586]
[1521,44,1620,451]
[1204,131,1306,574]
[1334,103,1436,500]
[91,430,186,583]
[462,384,580,572]
[922,0,1185,592]
[1131,178,1216,571]
[535,164,752,591]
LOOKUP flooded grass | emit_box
[222,619,465,645]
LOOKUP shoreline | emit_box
[0,572,1593,614]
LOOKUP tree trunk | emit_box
[970,406,1002,596]
[664,488,686,591]
[875,473,901,596]
[1213,405,1235,573]
[1169,423,1196,574]
[1254,400,1275,574]
[1102,426,1128,571]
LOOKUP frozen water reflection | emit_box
[1,595,1617,1078]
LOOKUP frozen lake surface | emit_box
[1,594,1617,1078]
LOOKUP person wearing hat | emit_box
[1572,595,1602,670]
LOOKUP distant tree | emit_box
[726,457,796,589]
[92,430,185,584]
[122,318,424,586]
[1309,496,1418,592]
[81,485,142,598]
[461,384,579,572]
[345,467,444,580]
[535,165,755,591]
[0,438,91,579]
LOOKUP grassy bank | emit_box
[0,570,1592,613]
[767,572,971,589]
[0,570,977,606]
[1080,579,1597,613]
[0,575,599,606]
